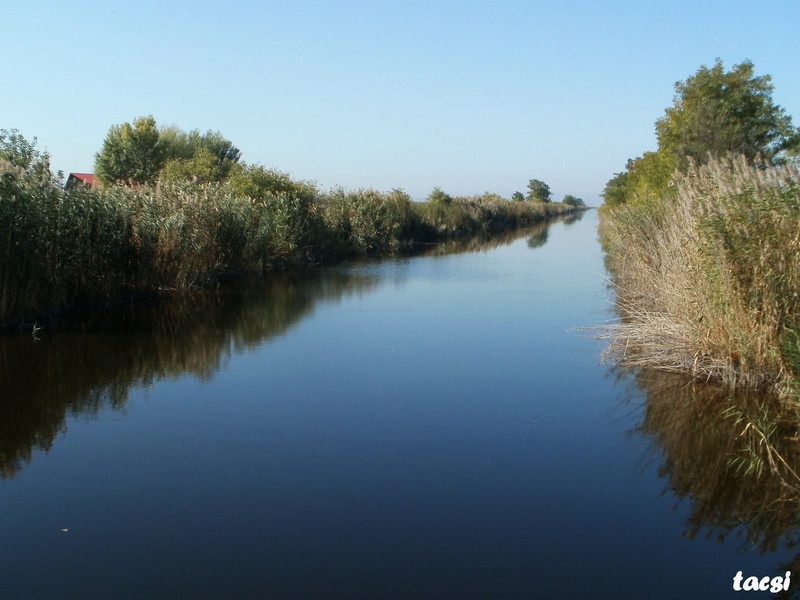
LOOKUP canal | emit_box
[0,210,794,598]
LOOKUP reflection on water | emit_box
[527,221,550,249]
[7,207,796,597]
[0,269,381,478]
[629,369,800,588]
[0,219,571,480]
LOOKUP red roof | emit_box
[67,173,95,186]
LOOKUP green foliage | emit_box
[0,128,588,325]
[608,151,677,206]
[526,179,551,203]
[562,194,586,207]
[427,186,453,205]
[95,117,241,186]
[511,191,525,202]
[160,147,218,184]
[656,59,800,169]
[228,163,316,201]
[159,127,241,183]
[0,129,41,170]
[604,59,800,207]
[601,171,629,207]
[95,116,164,185]
[315,188,402,256]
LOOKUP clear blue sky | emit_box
[3,1,799,203]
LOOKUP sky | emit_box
[3,1,799,204]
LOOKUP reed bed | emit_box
[601,155,800,392]
[0,160,582,327]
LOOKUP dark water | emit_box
[1,211,797,599]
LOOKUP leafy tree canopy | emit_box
[159,127,241,183]
[0,128,58,185]
[427,186,453,205]
[95,116,163,185]
[603,59,800,206]
[0,129,43,170]
[526,179,551,203]
[656,59,799,168]
[562,194,586,207]
[95,116,241,186]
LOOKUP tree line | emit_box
[603,59,799,206]
[89,115,586,209]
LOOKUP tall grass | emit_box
[600,155,800,392]
[0,160,584,327]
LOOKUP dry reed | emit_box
[601,155,800,392]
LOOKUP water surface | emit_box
[1,211,795,598]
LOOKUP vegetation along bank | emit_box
[599,59,800,395]
[0,123,586,329]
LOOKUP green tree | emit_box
[562,194,586,207]
[656,59,800,168]
[160,147,219,184]
[511,191,525,202]
[601,171,629,207]
[619,151,677,205]
[0,129,41,170]
[526,179,551,203]
[95,116,164,185]
[95,118,242,186]
[603,59,799,207]
[159,127,241,183]
[0,129,57,183]
[427,186,453,205]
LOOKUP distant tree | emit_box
[427,186,453,205]
[656,59,800,168]
[601,171,629,207]
[0,129,41,170]
[159,127,241,183]
[95,115,164,185]
[526,179,551,203]
[511,191,525,202]
[562,194,586,207]
[96,117,242,186]
[0,128,56,182]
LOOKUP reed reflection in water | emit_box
[628,369,800,595]
[0,224,549,480]
[3,207,795,598]
[0,268,383,479]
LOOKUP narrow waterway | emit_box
[0,210,794,599]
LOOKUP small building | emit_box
[65,172,95,190]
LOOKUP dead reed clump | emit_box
[601,155,800,392]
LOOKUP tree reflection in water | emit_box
[0,268,380,479]
[0,217,573,480]
[629,370,800,596]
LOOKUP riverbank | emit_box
[599,155,800,395]
[0,158,585,329]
